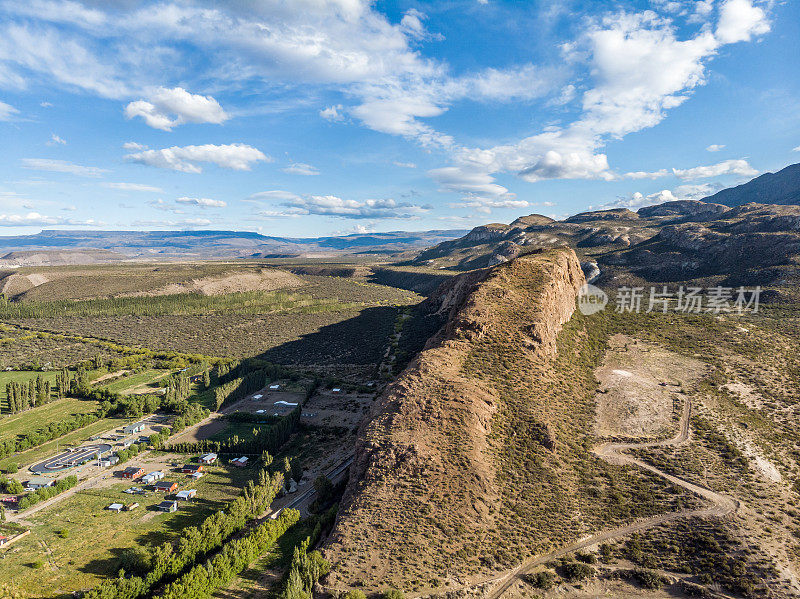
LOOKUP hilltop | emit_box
[702,162,800,207]
[411,200,800,288]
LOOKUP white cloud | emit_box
[792,145,800,152]
[624,169,669,179]
[706,144,725,152]
[264,195,430,220]
[46,133,66,146]
[125,87,229,131]
[606,181,724,209]
[103,182,164,193]
[716,0,770,44]
[393,161,417,168]
[125,143,269,173]
[175,196,226,208]
[122,141,147,151]
[0,211,100,227]
[0,100,19,120]
[283,163,320,176]
[399,9,442,42]
[40,101,52,108]
[429,167,512,200]
[320,104,345,122]
[21,158,107,177]
[247,190,301,202]
[672,158,757,179]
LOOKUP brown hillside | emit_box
[324,249,586,589]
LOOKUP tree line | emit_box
[84,467,286,599]
[3,375,52,414]
[167,405,300,456]
[279,506,338,599]
[155,509,299,599]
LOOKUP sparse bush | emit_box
[561,561,594,582]
[383,589,405,599]
[633,568,669,589]
[523,570,555,589]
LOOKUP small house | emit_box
[0,536,8,546]
[176,489,196,501]
[125,503,139,511]
[252,394,263,400]
[155,481,178,493]
[230,456,248,468]
[274,400,297,407]
[189,472,204,480]
[199,453,217,465]
[157,500,177,513]
[181,464,203,474]
[269,384,280,390]
[121,467,144,480]
[122,422,146,435]
[142,471,165,485]
[26,477,54,490]
[99,455,119,468]
[121,439,134,448]
[107,503,124,512]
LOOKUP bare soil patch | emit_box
[594,334,706,439]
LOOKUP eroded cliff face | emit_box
[323,249,585,591]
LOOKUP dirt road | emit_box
[482,397,738,599]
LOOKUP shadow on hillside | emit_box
[254,305,399,366]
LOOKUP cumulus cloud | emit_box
[0,101,19,120]
[283,163,319,176]
[125,87,229,131]
[122,141,147,151]
[259,194,430,220]
[672,158,758,180]
[792,145,800,152]
[103,182,164,192]
[706,144,725,152]
[716,0,770,44]
[175,196,226,208]
[21,158,107,177]
[125,143,269,173]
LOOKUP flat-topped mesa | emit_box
[323,248,585,592]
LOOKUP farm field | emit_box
[0,458,256,598]
[0,397,100,444]
[97,368,173,394]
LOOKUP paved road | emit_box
[482,397,738,599]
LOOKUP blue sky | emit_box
[0,0,796,237]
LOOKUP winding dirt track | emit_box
[480,397,739,599]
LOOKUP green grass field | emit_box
[98,369,173,394]
[0,398,100,444]
[0,459,255,598]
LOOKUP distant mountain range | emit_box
[0,229,468,266]
[703,162,800,207]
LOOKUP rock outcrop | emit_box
[324,249,585,591]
